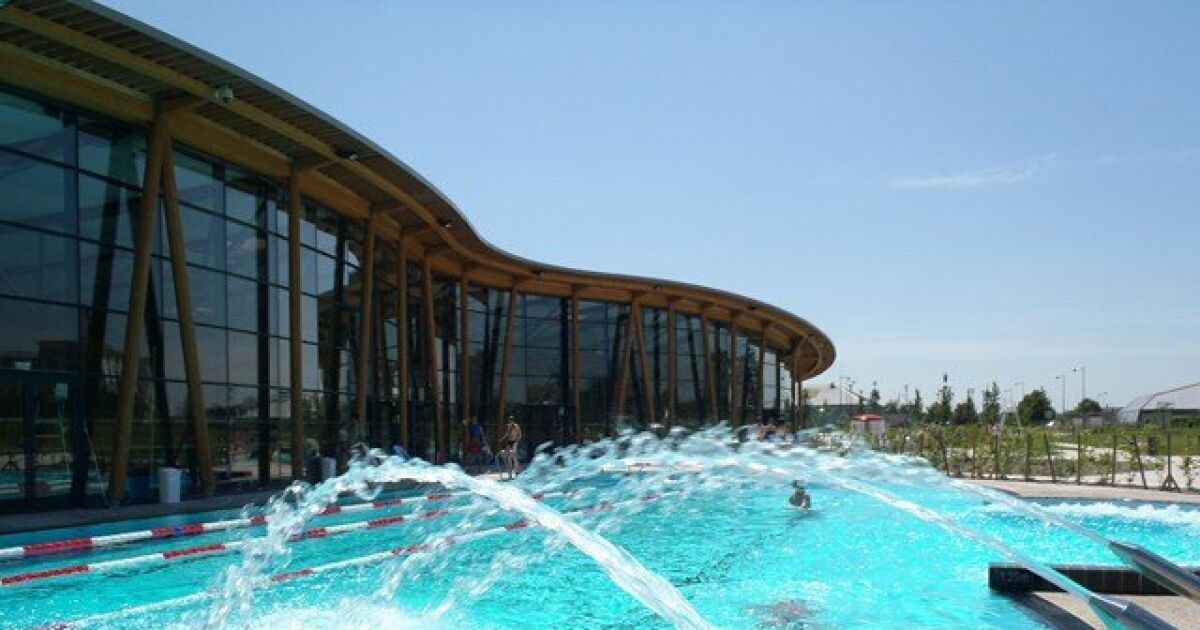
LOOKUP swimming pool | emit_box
[1,431,1197,629]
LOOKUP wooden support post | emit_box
[353,215,377,439]
[614,297,638,421]
[421,258,443,462]
[108,113,170,503]
[459,275,470,452]
[396,242,409,449]
[161,141,215,497]
[757,332,767,422]
[633,302,654,424]
[699,316,717,422]
[570,289,582,441]
[494,285,519,444]
[666,302,676,427]
[729,318,740,427]
[286,165,305,480]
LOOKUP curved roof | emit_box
[0,0,835,379]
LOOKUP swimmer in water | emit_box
[789,480,811,509]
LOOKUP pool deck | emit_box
[1018,593,1197,630]
[966,478,1200,504]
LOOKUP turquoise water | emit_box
[1,432,1198,629]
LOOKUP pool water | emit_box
[1,433,1198,629]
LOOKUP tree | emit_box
[927,381,953,424]
[981,382,1002,425]
[952,394,979,425]
[868,385,882,413]
[1018,389,1055,425]
[910,389,924,422]
[1075,398,1102,415]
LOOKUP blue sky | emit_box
[101,1,1200,411]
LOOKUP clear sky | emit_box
[101,1,1200,411]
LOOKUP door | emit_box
[0,371,79,511]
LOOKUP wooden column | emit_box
[570,289,582,441]
[699,314,717,423]
[614,296,639,420]
[730,317,740,427]
[633,303,654,424]
[421,257,443,462]
[494,284,519,443]
[108,113,169,503]
[161,141,215,497]
[757,330,768,421]
[459,274,470,450]
[396,241,409,449]
[353,214,377,439]
[286,166,305,479]
[666,302,677,426]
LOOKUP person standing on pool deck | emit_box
[499,416,522,480]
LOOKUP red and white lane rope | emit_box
[0,491,471,562]
[38,492,663,630]
[0,491,571,587]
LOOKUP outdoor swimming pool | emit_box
[1,430,1197,629]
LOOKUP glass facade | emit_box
[0,84,802,511]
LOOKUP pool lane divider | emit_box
[37,492,664,630]
[0,491,570,587]
[0,490,476,562]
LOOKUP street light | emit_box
[1054,374,1066,415]
[1071,366,1086,405]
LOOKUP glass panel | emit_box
[0,153,74,235]
[79,175,159,252]
[0,297,77,370]
[226,275,258,332]
[0,226,77,304]
[227,330,258,385]
[78,117,144,186]
[173,150,221,212]
[226,219,259,279]
[31,379,73,499]
[163,264,226,327]
[180,205,225,270]
[0,91,70,163]
[0,380,25,503]
[79,243,135,313]
[224,183,259,226]
[226,385,259,485]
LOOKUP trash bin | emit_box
[320,457,337,481]
[158,467,182,504]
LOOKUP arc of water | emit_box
[368,464,714,630]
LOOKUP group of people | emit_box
[463,416,523,480]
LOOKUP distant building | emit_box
[1117,382,1200,426]
[803,383,865,426]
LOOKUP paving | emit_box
[966,478,1200,505]
[1021,592,1198,630]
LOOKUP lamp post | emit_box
[1071,366,1086,405]
[1054,374,1066,415]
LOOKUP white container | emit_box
[158,467,182,504]
[320,457,338,481]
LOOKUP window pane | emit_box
[228,330,259,385]
[79,175,160,252]
[163,264,225,326]
[78,117,144,186]
[0,225,77,303]
[0,153,74,235]
[180,205,225,270]
[226,275,258,332]
[226,219,259,279]
[224,182,258,225]
[79,243,135,313]
[173,151,220,211]
[0,297,77,370]
[0,91,70,163]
